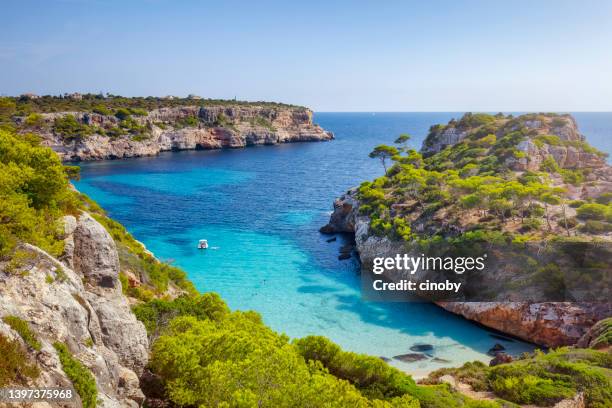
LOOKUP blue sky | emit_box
[1,0,612,111]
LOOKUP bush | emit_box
[294,335,418,400]
[0,334,39,386]
[150,315,373,407]
[0,129,78,257]
[2,316,41,350]
[24,113,45,128]
[488,348,612,407]
[53,342,97,408]
[133,293,230,336]
[576,203,610,221]
[53,115,93,140]
[595,193,612,205]
[114,107,131,120]
[579,220,612,234]
[92,105,112,115]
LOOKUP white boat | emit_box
[198,239,209,249]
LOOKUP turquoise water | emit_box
[74,112,612,376]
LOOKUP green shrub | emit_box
[560,169,584,185]
[114,107,131,120]
[595,193,612,205]
[133,293,230,336]
[24,113,46,128]
[178,115,200,127]
[92,105,112,115]
[295,335,418,400]
[0,334,39,386]
[53,342,97,408]
[2,316,41,350]
[579,220,612,234]
[569,200,586,208]
[53,115,93,140]
[576,203,610,221]
[128,107,148,116]
[0,129,78,257]
[488,348,612,407]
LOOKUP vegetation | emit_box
[359,113,611,245]
[3,94,303,116]
[425,348,611,408]
[53,114,94,141]
[141,293,502,407]
[250,116,276,131]
[53,342,98,408]
[0,128,79,258]
[0,334,39,386]
[369,145,399,174]
[2,316,41,350]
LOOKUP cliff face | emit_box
[0,213,149,407]
[321,190,610,347]
[322,113,611,348]
[24,105,333,161]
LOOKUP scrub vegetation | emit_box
[359,113,610,244]
[425,349,612,408]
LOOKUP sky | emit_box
[1,0,612,111]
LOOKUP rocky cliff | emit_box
[321,190,610,347]
[19,105,333,161]
[0,213,149,407]
[321,113,612,348]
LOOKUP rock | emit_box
[487,343,506,356]
[338,253,351,260]
[393,353,428,362]
[576,318,611,349]
[73,212,120,289]
[432,357,451,363]
[326,237,337,243]
[320,193,359,233]
[379,356,391,362]
[553,392,585,408]
[439,374,457,388]
[0,211,149,406]
[31,106,333,161]
[409,343,434,352]
[489,352,513,366]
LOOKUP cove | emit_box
[73,112,564,376]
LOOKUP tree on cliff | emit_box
[394,133,411,152]
[369,144,399,174]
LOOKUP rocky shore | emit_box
[19,105,333,161]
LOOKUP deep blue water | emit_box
[74,112,612,376]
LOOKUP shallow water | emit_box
[74,112,612,376]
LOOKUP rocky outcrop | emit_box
[0,213,149,407]
[23,105,333,161]
[321,190,611,347]
[422,114,607,172]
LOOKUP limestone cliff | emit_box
[322,113,612,348]
[321,190,610,347]
[18,105,333,161]
[0,213,149,407]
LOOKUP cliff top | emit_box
[1,93,307,116]
[358,113,612,243]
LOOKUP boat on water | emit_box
[198,239,209,249]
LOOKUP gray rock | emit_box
[393,353,428,362]
[0,212,149,406]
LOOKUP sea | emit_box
[73,112,612,377]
